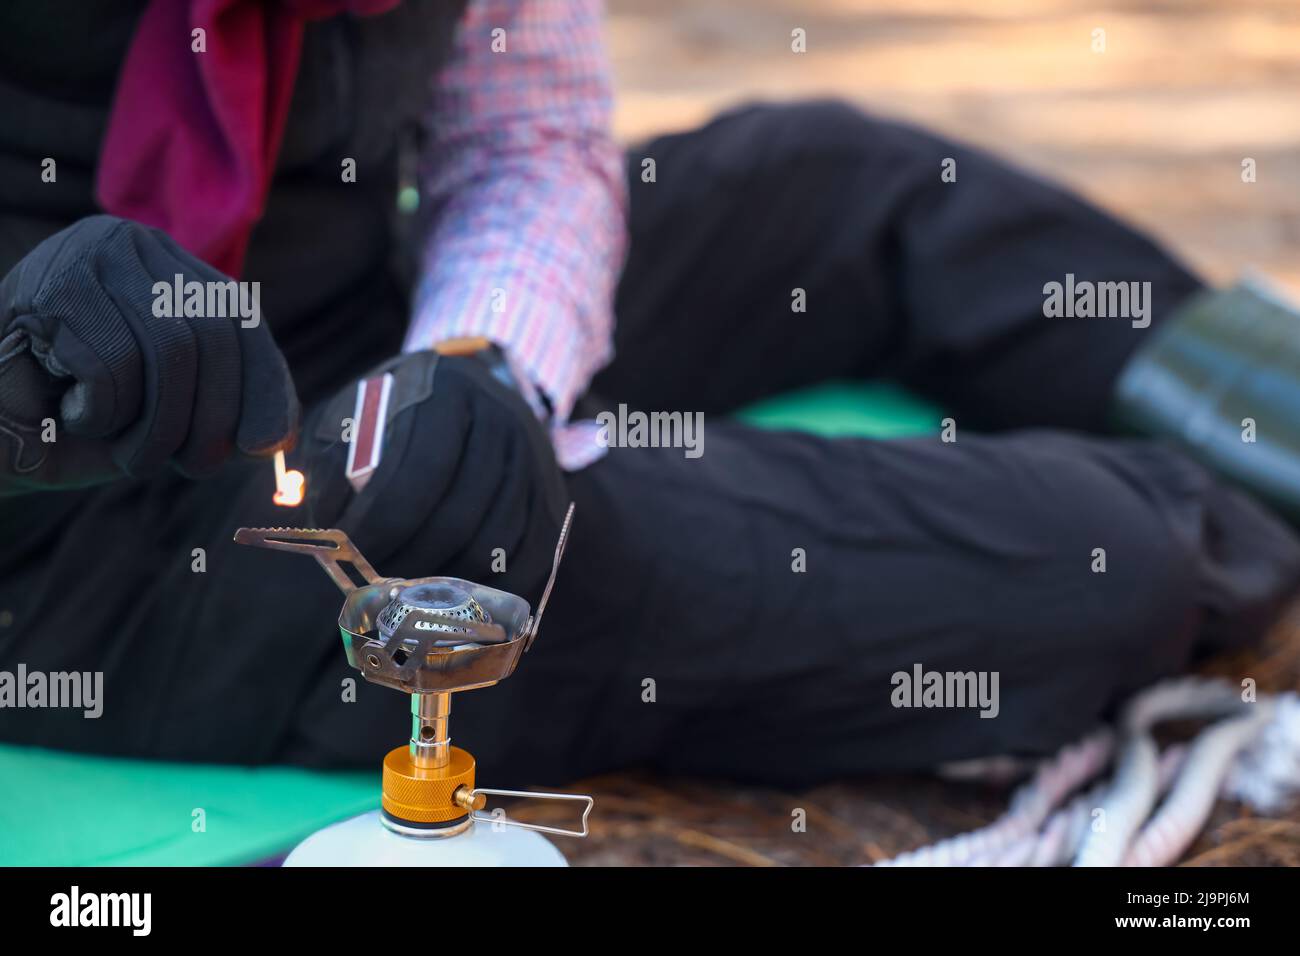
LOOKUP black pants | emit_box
[3,102,1299,788]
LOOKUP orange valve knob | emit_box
[381,745,477,826]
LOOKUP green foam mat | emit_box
[0,380,939,866]
[737,380,941,438]
[0,745,375,866]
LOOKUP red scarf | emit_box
[97,0,400,277]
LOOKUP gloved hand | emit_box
[302,349,569,601]
[0,215,298,494]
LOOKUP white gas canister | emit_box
[284,810,568,867]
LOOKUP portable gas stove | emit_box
[233,503,590,866]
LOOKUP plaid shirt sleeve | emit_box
[404,0,625,470]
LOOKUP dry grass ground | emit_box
[535,0,1300,865]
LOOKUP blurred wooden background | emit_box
[608,0,1300,297]
[531,0,1300,865]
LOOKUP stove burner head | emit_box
[377,582,489,645]
[232,503,573,694]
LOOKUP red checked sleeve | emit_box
[405,0,626,469]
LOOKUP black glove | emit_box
[301,349,569,601]
[0,215,299,493]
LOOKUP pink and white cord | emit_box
[876,677,1300,867]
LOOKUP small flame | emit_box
[272,450,306,507]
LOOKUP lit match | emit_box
[272,449,306,507]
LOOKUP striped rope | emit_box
[875,678,1300,867]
